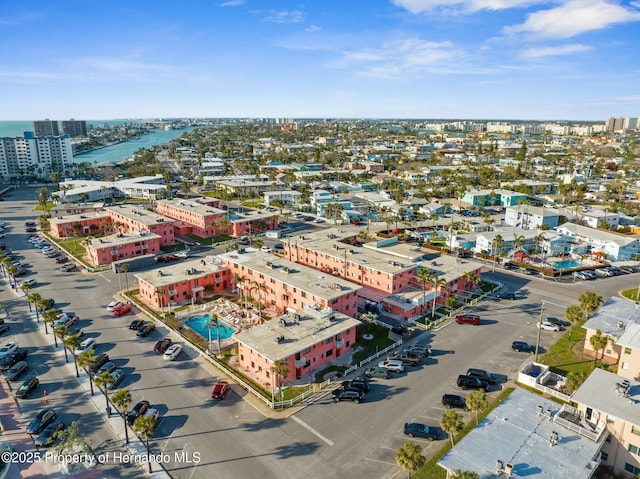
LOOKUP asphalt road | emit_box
[1,187,635,479]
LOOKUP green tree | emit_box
[395,441,426,479]
[359,311,377,334]
[206,314,223,353]
[119,263,130,292]
[440,409,464,447]
[492,234,505,257]
[462,271,480,292]
[112,389,132,444]
[564,305,583,341]
[566,370,587,393]
[20,281,32,297]
[416,267,433,313]
[450,470,480,479]
[133,414,158,473]
[64,334,82,377]
[37,187,48,208]
[271,360,290,406]
[42,308,58,339]
[55,325,69,362]
[95,371,116,417]
[579,291,603,321]
[428,273,448,318]
[77,350,98,395]
[54,421,91,457]
[27,291,41,314]
[589,329,608,363]
[466,390,488,425]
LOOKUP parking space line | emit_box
[98,273,112,282]
[291,415,334,446]
[363,457,396,465]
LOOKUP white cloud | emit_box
[218,0,244,6]
[263,10,305,24]
[392,0,540,14]
[505,0,640,39]
[520,43,592,57]
[305,25,322,32]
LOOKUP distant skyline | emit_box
[1,1,639,121]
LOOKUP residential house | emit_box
[263,190,302,207]
[556,223,640,261]
[504,205,561,230]
[155,199,227,238]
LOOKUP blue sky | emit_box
[1,0,639,121]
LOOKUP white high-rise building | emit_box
[0,132,73,179]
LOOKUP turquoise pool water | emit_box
[183,314,234,340]
[554,259,580,271]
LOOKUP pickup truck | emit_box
[387,351,421,366]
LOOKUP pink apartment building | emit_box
[234,305,361,386]
[155,199,228,238]
[49,211,112,239]
[85,231,162,266]
[105,204,176,246]
[229,210,279,238]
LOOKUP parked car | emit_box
[127,400,150,426]
[503,262,516,270]
[153,338,172,353]
[0,324,10,336]
[455,314,481,325]
[39,298,55,310]
[26,408,57,434]
[341,377,370,393]
[378,359,404,372]
[60,263,76,272]
[403,344,431,358]
[537,320,561,332]
[107,301,122,311]
[524,267,538,275]
[34,421,65,447]
[273,243,284,250]
[545,317,568,329]
[457,374,489,391]
[129,319,145,330]
[113,303,132,316]
[364,366,390,379]
[0,341,19,359]
[0,349,28,371]
[466,368,497,385]
[15,376,39,399]
[496,291,516,300]
[6,360,29,381]
[107,369,125,389]
[74,337,96,355]
[136,322,156,337]
[97,362,116,377]
[403,422,441,440]
[260,246,273,253]
[163,344,183,361]
[442,394,468,410]
[89,353,110,374]
[211,381,230,400]
[21,278,37,287]
[512,341,535,353]
[388,351,420,366]
[55,256,68,264]
[332,388,365,403]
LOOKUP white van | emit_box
[75,337,96,355]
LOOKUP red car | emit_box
[211,381,230,400]
[455,314,481,325]
[114,303,132,316]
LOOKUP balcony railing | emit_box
[335,339,345,348]
[294,357,306,368]
[553,404,606,442]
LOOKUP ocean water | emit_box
[0,119,133,138]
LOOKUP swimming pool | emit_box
[554,259,580,271]
[183,314,234,340]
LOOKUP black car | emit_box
[0,349,28,371]
[331,388,365,403]
[512,341,535,353]
[127,400,150,426]
[496,291,517,300]
[26,408,57,434]
[153,338,172,353]
[442,394,468,411]
[457,374,489,392]
[136,323,156,337]
[0,324,9,335]
[6,360,29,381]
[545,317,568,329]
[466,368,497,385]
[89,353,110,375]
[34,421,65,447]
[388,351,420,366]
[341,377,370,394]
[15,376,39,399]
[403,422,441,440]
[129,319,145,330]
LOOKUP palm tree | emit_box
[428,273,448,319]
[77,350,98,395]
[492,234,504,258]
[119,263,130,292]
[564,305,583,341]
[415,267,432,313]
[112,389,132,444]
[43,308,60,338]
[205,314,223,353]
[7,265,17,289]
[566,371,587,393]
[270,360,290,406]
[64,334,82,377]
[512,233,525,253]
[20,281,32,297]
[55,325,69,361]
[589,330,608,363]
[395,441,426,479]
[133,414,158,473]
[462,271,480,292]
[450,470,480,479]
[579,291,603,321]
[27,291,41,313]
[95,371,116,417]
[466,390,488,425]
[440,409,464,447]
[533,232,546,255]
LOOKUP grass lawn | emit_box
[622,288,640,301]
[184,232,233,246]
[57,236,87,258]
[34,202,54,211]
[538,326,595,377]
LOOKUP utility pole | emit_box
[535,301,545,362]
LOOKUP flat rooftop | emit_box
[572,367,640,426]
[87,231,162,249]
[228,209,278,223]
[134,257,227,288]
[216,249,361,301]
[234,305,361,362]
[438,388,602,479]
[105,204,175,226]
[48,210,110,225]
[583,296,640,343]
[156,198,225,217]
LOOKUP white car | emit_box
[74,337,96,355]
[106,301,122,311]
[163,344,183,361]
[21,279,37,287]
[537,320,560,332]
[377,359,405,372]
[144,408,160,420]
[0,341,19,358]
[260,246,273,253]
